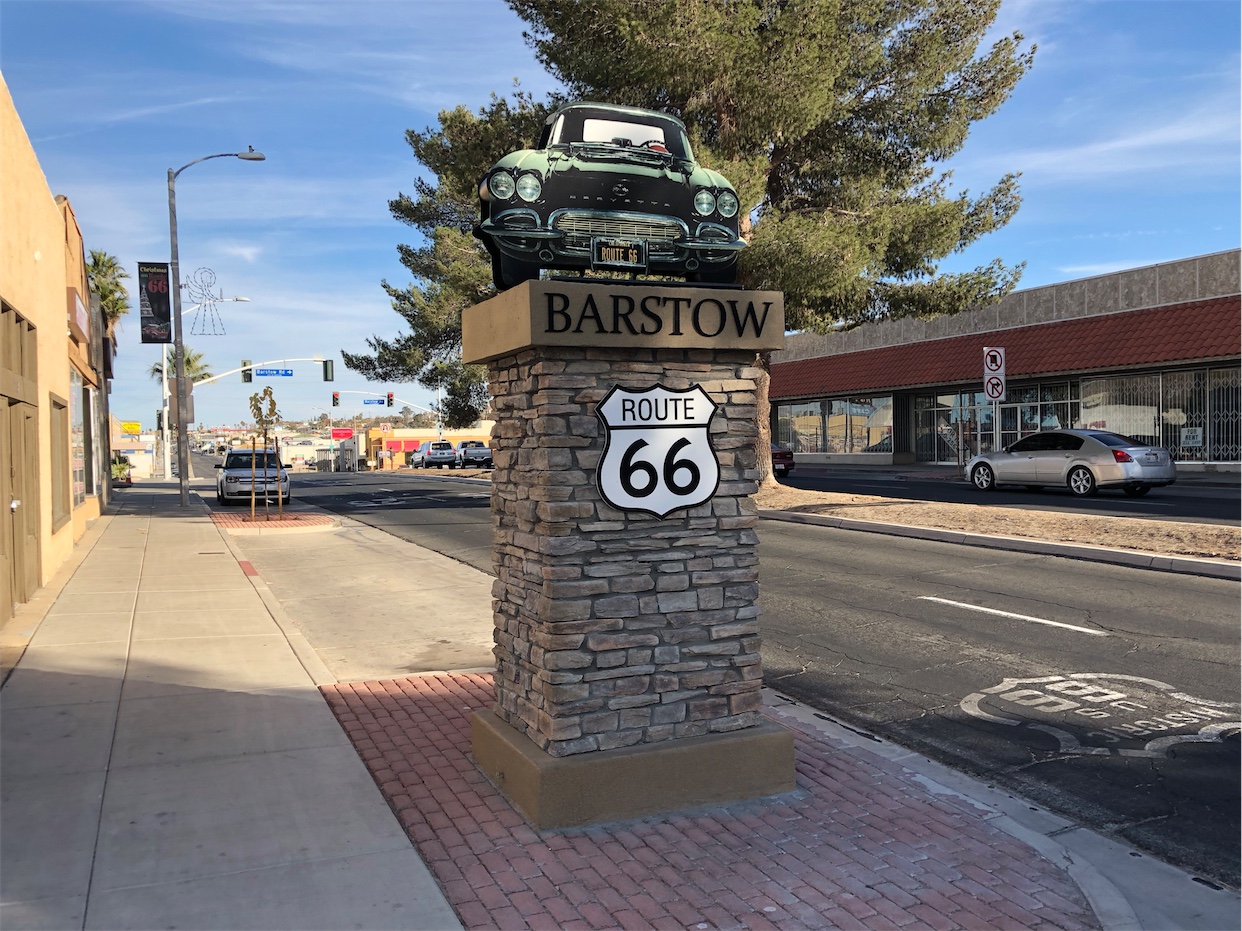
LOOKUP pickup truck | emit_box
[454,440,493,469]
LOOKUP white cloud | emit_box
[1057,260,1158,276]
[217,243,262,263]
[963,99,1239,184]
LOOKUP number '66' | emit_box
[619,438,700,497]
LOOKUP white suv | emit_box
[417,440,457,469]
[215,448,291,505]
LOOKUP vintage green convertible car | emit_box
[475,102,746,291]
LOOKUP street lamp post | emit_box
[168,146,265,505]
[161,296,249,480]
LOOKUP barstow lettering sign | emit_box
[462,279,784,364]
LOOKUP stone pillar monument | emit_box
[463,279,795,828]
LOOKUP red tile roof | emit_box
[771,296,1241,400]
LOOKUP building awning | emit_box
[771,296,1240,400]
[385,439,422,452]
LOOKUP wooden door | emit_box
[1,402,11,623]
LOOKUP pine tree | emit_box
[345,0,1034,455]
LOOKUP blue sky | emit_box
[2,0,1238,431]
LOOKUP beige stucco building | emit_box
[2,76,114,624]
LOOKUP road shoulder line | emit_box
[759,509,1241,581]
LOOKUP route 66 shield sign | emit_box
[596,384,720,518]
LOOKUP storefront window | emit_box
[1078,375,1160,444]
[1208,366,1240,462]
[70,367,85,507]
[1160,370,1207,460]
[778,401,825,452]
[777,396,892,454]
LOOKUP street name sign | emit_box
[363,398,384,405]
[254,368,294,377]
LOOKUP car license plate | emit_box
[592,238,645,270]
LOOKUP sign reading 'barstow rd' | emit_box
[462,279,785,364]
[596,384,720,518]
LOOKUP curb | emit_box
[759,509,1241,581]
[764,688,1153,931]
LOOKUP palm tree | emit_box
[87,250,130,334]
[149,346,214,383]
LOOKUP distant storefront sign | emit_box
[138,262,172,344]
[330,428,353,440]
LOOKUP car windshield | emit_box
[548,110,691,160]
[431,443,452,451]
[224,453,281,469]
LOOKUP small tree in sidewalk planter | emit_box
[248,386,284,520]
[111,455,133,486]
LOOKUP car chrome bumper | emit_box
[477,212,744,267]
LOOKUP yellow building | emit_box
[364,424,494,469]
[1,76,113,623]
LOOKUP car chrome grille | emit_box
[552,213,682,242]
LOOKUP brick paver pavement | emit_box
[322,673,1101,931]
[208,509,336,529]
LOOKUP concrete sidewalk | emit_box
[2,481,1238,930]
[0,485,459,930]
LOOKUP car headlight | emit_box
[488,172,516,200]
[515,173,542,202]
[693,189,716,216]
[716,190,739,218]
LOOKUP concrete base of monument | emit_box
[471,708,797,830]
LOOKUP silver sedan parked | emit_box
[966,429,1177,498]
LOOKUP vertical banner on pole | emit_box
[138,262,173,344]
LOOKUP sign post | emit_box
[984,346,1006,451]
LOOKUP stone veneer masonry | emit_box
[486,346,765,757]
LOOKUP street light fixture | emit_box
[161,296,249,480]
[168,147,265,506]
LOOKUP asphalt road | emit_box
[254,467,1241,887]
[783,469,1240,525]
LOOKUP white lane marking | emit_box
[917,596,1107,636]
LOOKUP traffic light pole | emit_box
[192,356,330,388]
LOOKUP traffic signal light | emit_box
[323,360,334,382]
[386,392,394,407]
[156,410,163,430]
[332,391,340,407]
[241,360,252,383]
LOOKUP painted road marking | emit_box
[917,595,1107,636]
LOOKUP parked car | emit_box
[965,429,1177,498]
[771,443,795,477]
[455,440,493,469]
[475,102,745,290]
[215,448,291,505]
[416,440,457,469]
